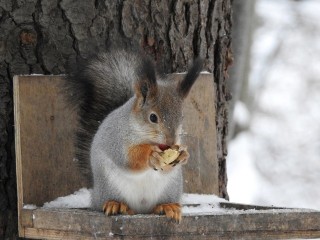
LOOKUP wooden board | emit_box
[19,207,320,239]
[14,75,89,236]
[177,73,218,194]
[14,75,88,206]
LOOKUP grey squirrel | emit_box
[65,48,202,222]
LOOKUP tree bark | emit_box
[0,0,232,238]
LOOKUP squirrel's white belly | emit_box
[108,167,178,213]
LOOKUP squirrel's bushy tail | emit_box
[64,50,143,185]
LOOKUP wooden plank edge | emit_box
[111,230,320,240]
[22,208,320,239]
[20,209,34,228]
[13,75,25,238]
[23,227,320,240]
[24,228,94,240]
[219,201,288,210]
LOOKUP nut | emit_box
[160,148,180,165]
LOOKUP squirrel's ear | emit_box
[134,57,157,108]
[178,58,203,99]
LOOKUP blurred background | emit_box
[227,0,320,210]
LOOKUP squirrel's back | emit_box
[65,50,146,184]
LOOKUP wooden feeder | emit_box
[14,75,320,239]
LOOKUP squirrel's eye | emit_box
[149,113,158,123]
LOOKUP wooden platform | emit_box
[19,205,320,239]
[14,75,320,239]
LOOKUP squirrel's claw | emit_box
[153,203,182,223]
[103,200,134,216]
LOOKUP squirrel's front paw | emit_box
[103,200,134,216]
[153,203,182,223]
[149,145,189,171]
[149,145,165,171]
[171,145,189,166]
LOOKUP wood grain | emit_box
[176,73,218,194]
[14,75,88,207]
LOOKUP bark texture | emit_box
[0,0,232,238]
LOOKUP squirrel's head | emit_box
[130,57,203,147]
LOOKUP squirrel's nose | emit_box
[165,135,175,146]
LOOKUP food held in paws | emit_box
[160,148,180,165]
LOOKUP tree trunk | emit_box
[0,0,232,238]
[228,0,256,139]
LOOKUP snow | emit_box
[43,188,92,208]
[40,188,230,214]
[26,186,316,218]
[228,0,320,210]
[181,193,227,205]
[23,204,37,210]
[181,193,227,214]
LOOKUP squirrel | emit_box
[64,48,202,222]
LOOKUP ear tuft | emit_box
[139,56,157,87]
[178,58,203,99]
[134,56,157,107]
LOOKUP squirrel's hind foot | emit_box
[103,200,134,216]
[153,203,182,223]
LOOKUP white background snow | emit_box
[227,0,320,210]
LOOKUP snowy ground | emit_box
[228,0,320,210]
[38,188,228,215]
